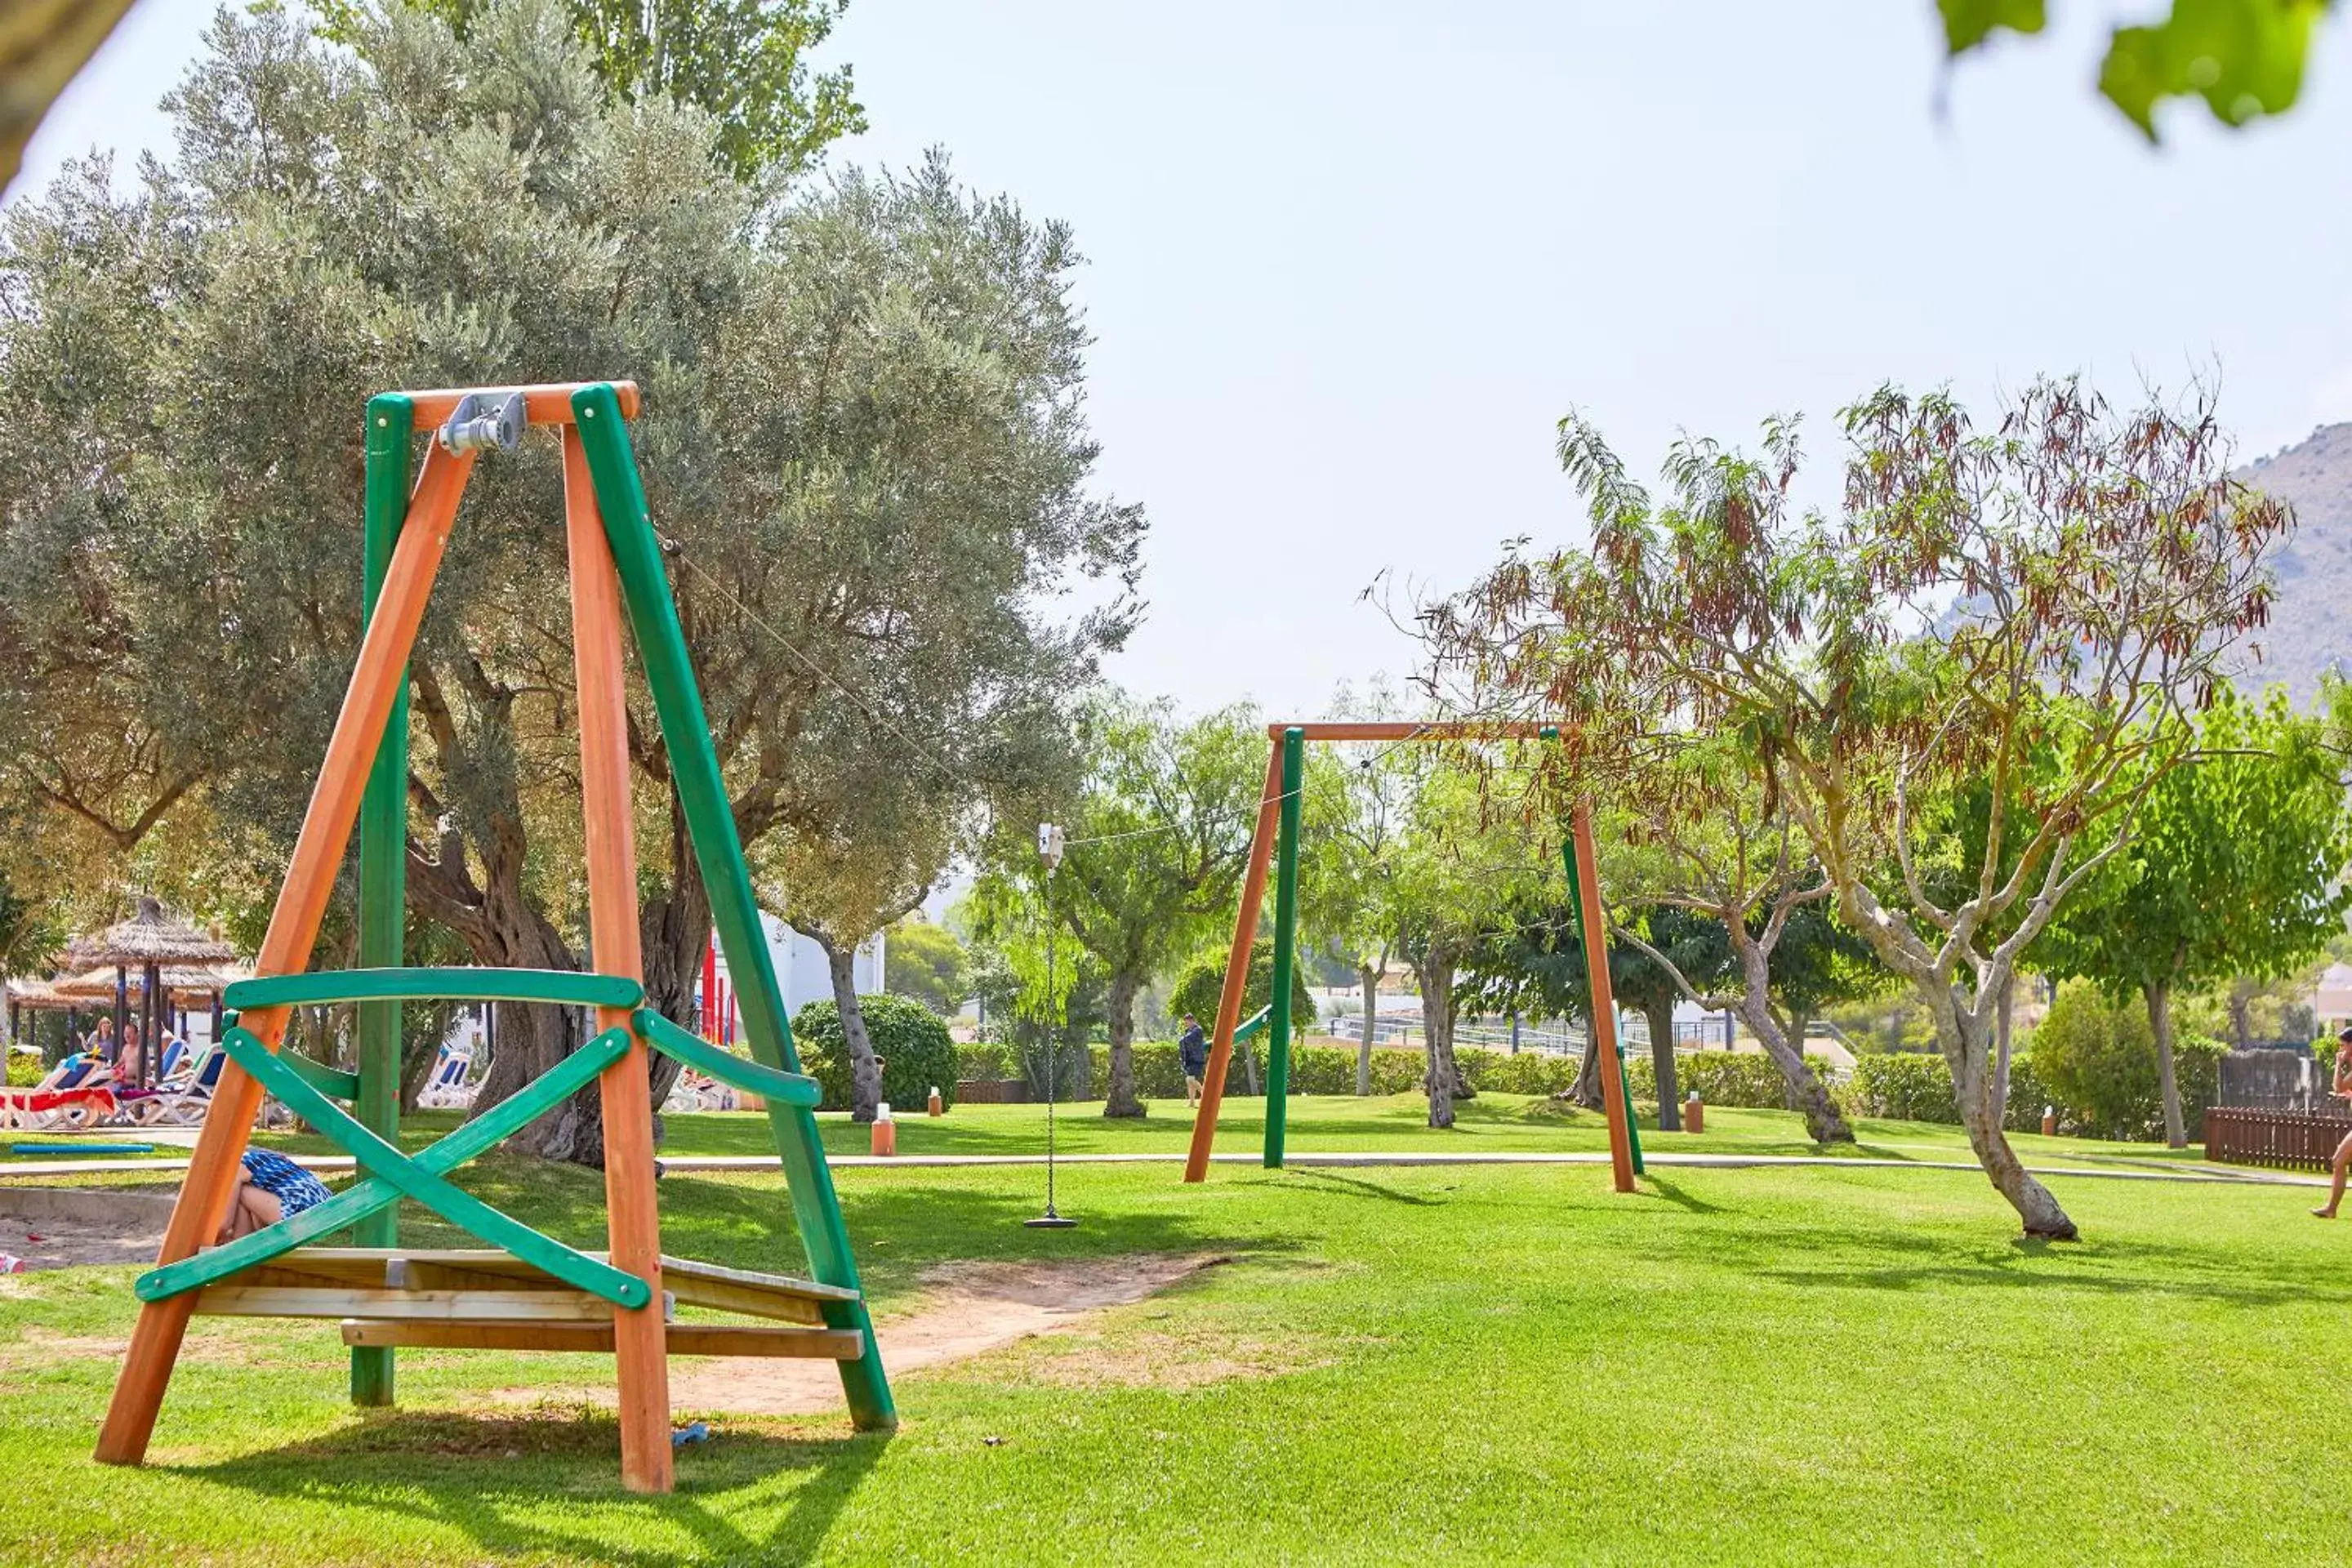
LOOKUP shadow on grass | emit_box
[191,1410,885,1567]
[1641,1176,1725,1216]
[1281,1169,1441,1207]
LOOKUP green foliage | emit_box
[955,1040,1014,1081]
[2029,980,2226,1140]
[1626,1051,1792,1111]
[792,994,959,1112]
[5,1051,40,1087]
[318,0,865,178]
[0,871,60,982]
[1845,1053,1958,1123]
[1940,0,2326,140]
[1168,938,1315,1036]
[884,920,968,1016]
[1936,0,2046,51]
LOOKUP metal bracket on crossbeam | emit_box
[438,390,525,455]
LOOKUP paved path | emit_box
[0,1147,2323,1187]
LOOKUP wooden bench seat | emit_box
[189,1246,864,1345]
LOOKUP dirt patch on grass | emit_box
[491,1252,1235,1417]
[0,1210,167,1270]
[1002,1326,1335,1389]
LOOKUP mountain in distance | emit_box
[2234,422,2352,703]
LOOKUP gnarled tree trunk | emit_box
[1103,968,1144,1117]
[1943,997,2077,1238]
[1569,1021,1606,1109]
[1356,962,1380,1096]
[1735,996,1850,1144]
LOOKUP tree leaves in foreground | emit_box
[1421,377,2286,1239]
[1940,0,2330,140]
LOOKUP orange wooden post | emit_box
[96,443,478,1466]
[562,428,672,1494]
[1183,740,1285,1183]
[1570,802,1637,1193]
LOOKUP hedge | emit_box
[792,994,960,1114]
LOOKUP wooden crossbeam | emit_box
[194,1286,665,1323]
[339,1321,866,1359]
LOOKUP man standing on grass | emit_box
[1179,1013,1209,1108]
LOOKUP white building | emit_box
[706,913,885,1034]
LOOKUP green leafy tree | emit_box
[886,919,969,1016]
[1295,684,1421,1095]
[2038,685,2352,1146]
[0,3,1134,1161]
[1425,378,2285,1236]
[1168,935,1316,1092]
[1938,0,2328,141]
[973,697,1264,1117]
[322,0,864,177]
[1385,756,1551,1129]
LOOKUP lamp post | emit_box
[1024,822,1076,1231]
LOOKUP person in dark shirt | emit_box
[1178,1013,1209,1107]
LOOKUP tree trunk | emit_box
[2227,984,2253,1052]
[1646,998,1681,1130]
[817,934,884,1122]
[1416,951,1458,1129]
[1993,975,2015,1118]
[1356,963,1380,1096]
[1570,1022,1606,1109]
[461,893,606,1164]
[634,795,713,1124]
[1738,996,1851,1143]
[1944,1002,2077,1238]
[2147,976,2185,1149]
[1103,968,1144,1117]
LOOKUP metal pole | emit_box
[1263,726,1304,1169]
[1027,823,1074,1229]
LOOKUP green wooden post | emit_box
[1560,828,1645,1175]
[1263,726,1305,1169]
[352,392,412,1407]
[571,384,896,1432]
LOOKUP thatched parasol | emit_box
[59,898,239,1085]
[49,964,243,1004]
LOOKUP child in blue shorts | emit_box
[218,1148,333,1244]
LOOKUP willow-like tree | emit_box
[1423,379,2285,1237]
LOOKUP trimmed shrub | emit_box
[956,1040,1015,1081]
[794,995,960,1113]
[1846,1053,1958,1123]
[1628,1051,1792,1110]
[6,1050,40,1088]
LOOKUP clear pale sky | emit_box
[18,2,2352,719]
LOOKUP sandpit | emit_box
[0,1187,174,1269]
[495,1252,1233,1416]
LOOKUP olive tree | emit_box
[1423,379,2284,1237]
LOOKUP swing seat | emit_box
[188,1245,869,1360]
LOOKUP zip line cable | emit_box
[653,532,1534,861]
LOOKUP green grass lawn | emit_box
[0,1088,2228,1174]
[1,1101,2345,1566]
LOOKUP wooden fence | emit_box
[954,1077,1031,1105]
[2204,1106,2352,1171]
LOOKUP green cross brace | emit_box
[226,967,644,1012]
[137,1025,641,1306]
[633,1009,822,1108]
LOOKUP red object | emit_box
[702,938,719,1042]
[0,1086,118,1118]
[871,1118,897,1156]
[1683,1094,1704,1135]
[927,1088,943,1117]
